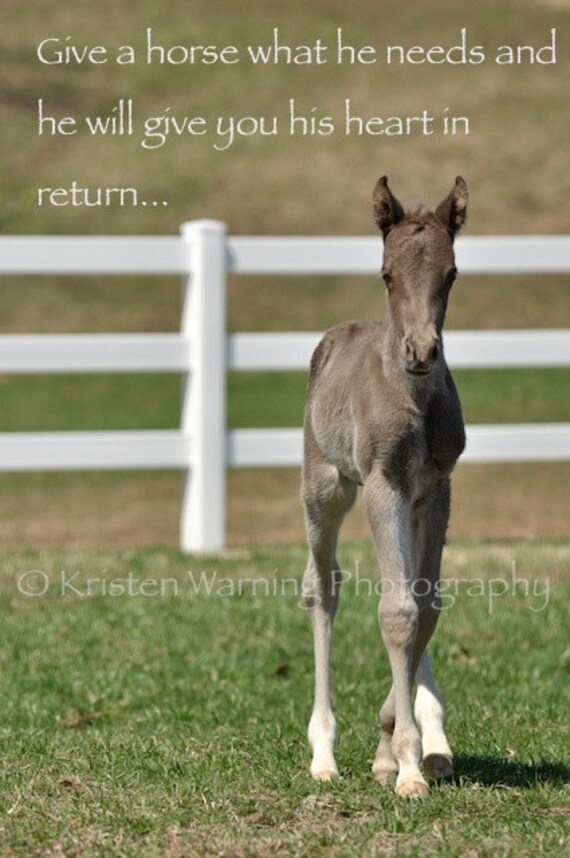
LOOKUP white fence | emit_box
[0,224,569,552]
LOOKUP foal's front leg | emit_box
[304,551,342,781]
[363,470,429,797]
[302,464,356,781]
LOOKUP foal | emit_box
[301,176,468,797]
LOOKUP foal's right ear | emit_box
[373,176,405,239]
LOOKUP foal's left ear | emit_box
[435,176,469,240]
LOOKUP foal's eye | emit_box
[382,271,393,289]
[444,266,457,287]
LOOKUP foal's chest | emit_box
[381,400,464,497]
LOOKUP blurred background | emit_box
[1,0,568,548]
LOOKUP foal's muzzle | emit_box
[404,335,439,375]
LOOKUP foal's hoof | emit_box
[311,768,339,782]
[423,753,454,780]
[372,764,398,787]
[396,779,430,798]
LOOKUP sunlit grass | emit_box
[0,542,568,856]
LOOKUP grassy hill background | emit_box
[0,0,568,547]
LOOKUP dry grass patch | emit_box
[0,463,567,550]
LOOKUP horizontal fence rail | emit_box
[0,431,189,471]
[0,225,569,551]
[228,330,570,371]
[1,329,569,373]
[0,334,190,373]
[1,424,568,473]
[228,235,570,275]
[228,425,570,468]
[2,235,570,276]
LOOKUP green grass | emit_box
[0,368,568,433]
[228,368,570,428]
[0,542,568,856]
[0,374,181,432]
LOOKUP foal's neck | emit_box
[382,320,444,413]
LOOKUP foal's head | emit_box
[373,176,468,376]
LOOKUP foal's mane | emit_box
[401,202,446,236]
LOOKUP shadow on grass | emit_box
[454,754,570,788]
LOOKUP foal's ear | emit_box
[373,176,405,239]
[435,176,469,239]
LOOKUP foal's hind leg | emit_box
[372,684,399,786]
[302,438,356,781]
[412,479,454,780]
[415,653,453,779]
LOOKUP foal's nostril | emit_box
[404,336,439,373]
[405,340,416,362]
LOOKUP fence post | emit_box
[180,219,227,552]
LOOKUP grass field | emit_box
[0,541,568,857]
